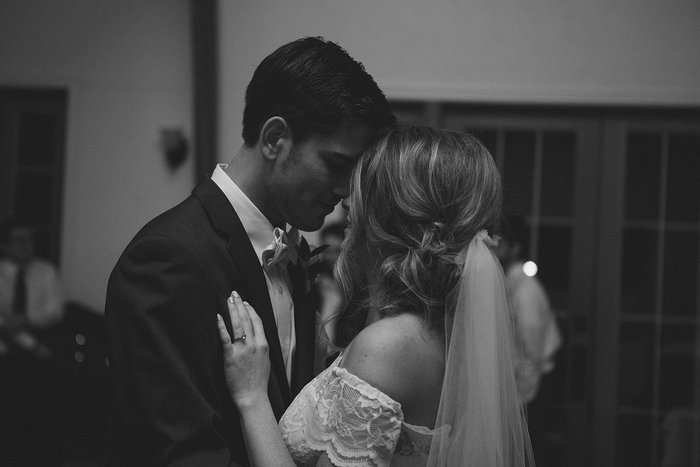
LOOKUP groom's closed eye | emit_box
[323,151,356,175]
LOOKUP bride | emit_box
[217,126,534,466]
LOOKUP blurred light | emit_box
[74,351,85,363]
[523,261,538,277]
[75,333,86,346]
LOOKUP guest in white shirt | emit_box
[0,219,64,356]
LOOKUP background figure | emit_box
[494,215,562,465]
[0,218,65,466]
[0,218,64,358]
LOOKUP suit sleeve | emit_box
[105,233,239,466]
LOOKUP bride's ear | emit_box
[259,117,291,161]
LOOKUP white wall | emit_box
[0,0,193,311]
[219,0,700,155]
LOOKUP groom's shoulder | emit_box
[134,193,206,238]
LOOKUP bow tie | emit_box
[262,227,300,271]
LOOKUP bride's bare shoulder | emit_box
[342,313,444,408]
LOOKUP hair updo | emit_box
[334,126,502,337]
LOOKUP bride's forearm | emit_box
[237,397,297,467]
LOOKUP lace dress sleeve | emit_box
[280,366,404,467]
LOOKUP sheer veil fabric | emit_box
[427,231,535,466]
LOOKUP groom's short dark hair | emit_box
[242,36,395,146]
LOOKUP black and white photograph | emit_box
[1,1,699,466]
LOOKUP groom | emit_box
[105,37,395,466]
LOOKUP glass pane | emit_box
[467,128,497,157]
[616,414,653,467]
[14,173,54,225]
[546,321,569,405]
[571,344,587,402]
[502,130,536,216]
[18,112,58,167]
[537,225,571,307]
[658,407,700,466]
[666,133,700,222]
[659,324,697,410]
[618,323,654,407]
[624,132,662,221]
[541,131,576,217]
[621,228,657,314]
[662,231,698,316]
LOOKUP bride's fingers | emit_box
[244,302,266,346]
[227,292,246,342]
[231,291,254,340]
[216,315,234,359]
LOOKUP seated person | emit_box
[0,218,64,357]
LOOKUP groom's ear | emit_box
[259,117,291,161]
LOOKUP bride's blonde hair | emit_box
[334,126,502,338]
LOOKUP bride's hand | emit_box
[217,291,270,408]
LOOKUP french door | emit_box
[392,101,700,466]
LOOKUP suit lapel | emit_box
[193,180,292,405]
[288,239,316,396]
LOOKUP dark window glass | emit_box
[537,225,571,307]
[618,323,655,407]
[616,414,653,467]
[659,324,697,410]
[544,319,568,404]
[541,131,576,217]
[621,228,657,314]
[570,344,587,402]
[662,231,698,316]
[624,132,662,221]
[15,172,54,225]
[502,130,535,216]
[666,133,700,222]
[467,128,498,158]
[18,112,58,167]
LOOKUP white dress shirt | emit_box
[0,259,64,328]
[212,164,296,384]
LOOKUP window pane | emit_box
[618,323,654,407]
[621,228,657,314]
[616,414,653,467]
[502,130,535,216]
[662,231,698,316]
[467,128,497,157]
[537,225,571,307]
[659,324,697,410]
[625,132,662,221]
[666,133,700,222]
[541,131,576,217]
[15,172,54,225]
[18,112,59,168]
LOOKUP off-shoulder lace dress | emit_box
[279,353,435,466]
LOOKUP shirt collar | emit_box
[211,164,276,265]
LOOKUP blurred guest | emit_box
[0,218,65,465]
[0,218,64,357]
[494,215,561,403]
[494,215,562,467]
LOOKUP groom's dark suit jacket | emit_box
[105,179,316,466]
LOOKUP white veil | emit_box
[427,231,535,466]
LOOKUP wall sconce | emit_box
[161,128,189,170]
